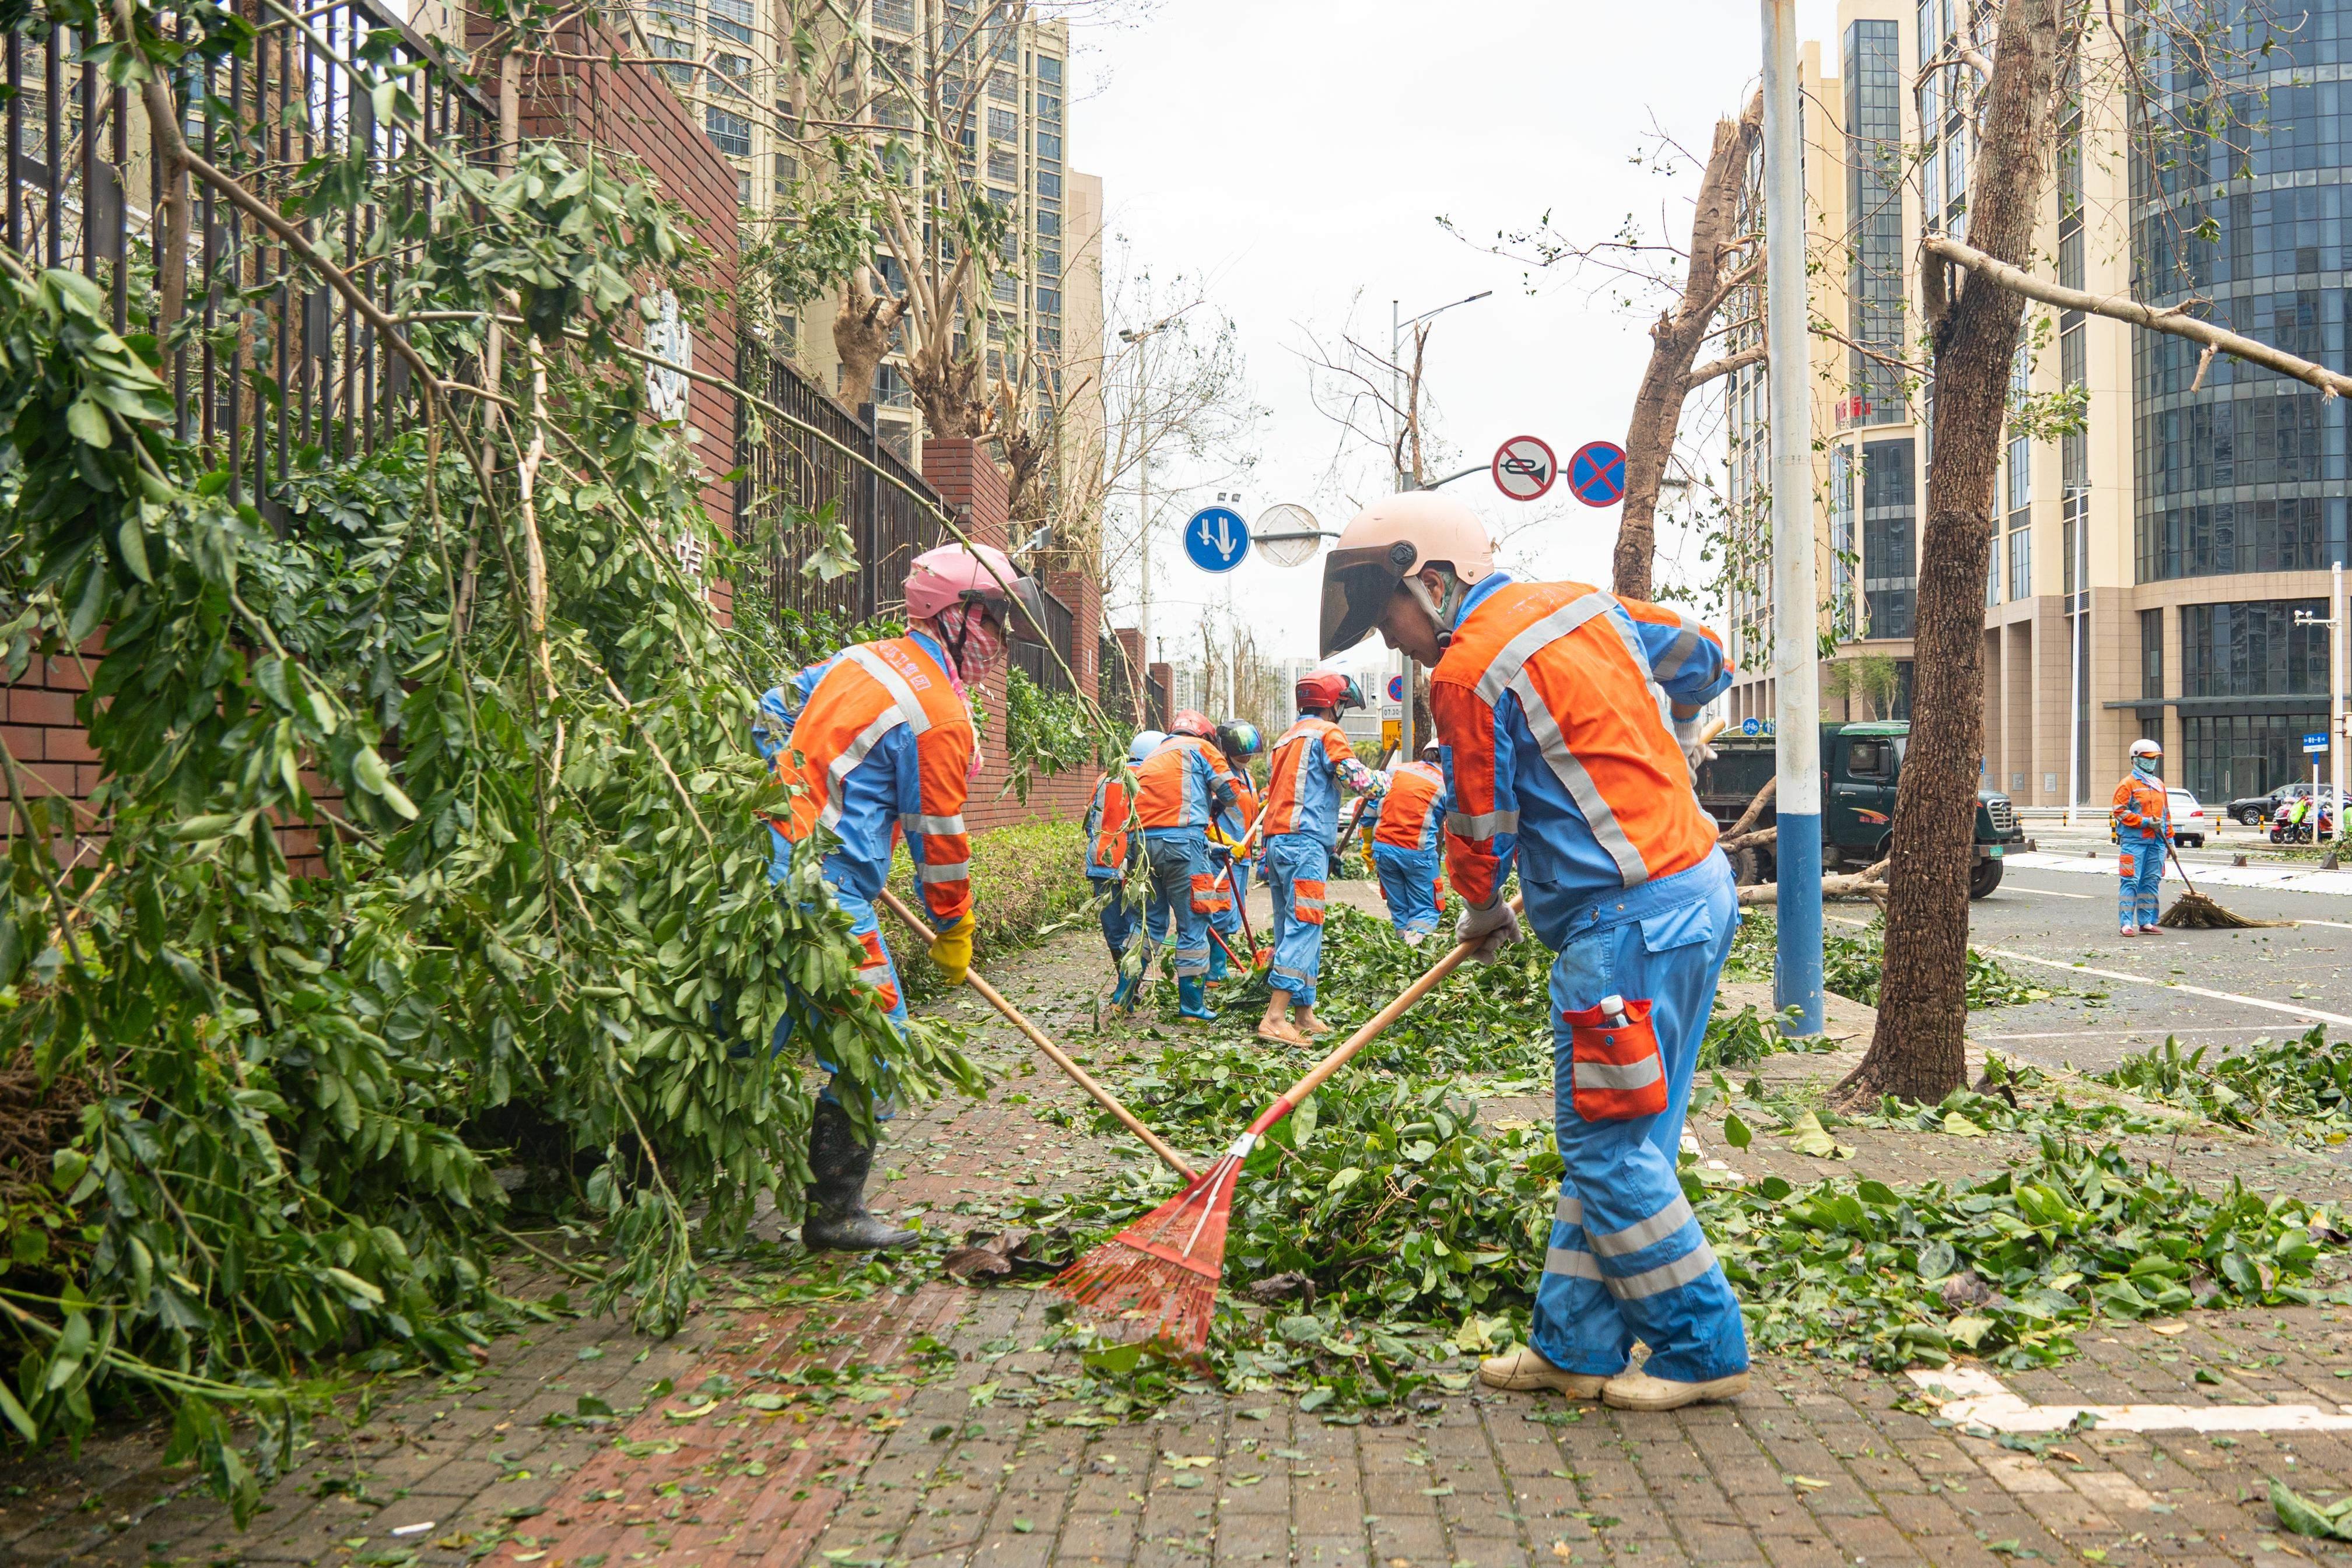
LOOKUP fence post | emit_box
[857,401,879,623]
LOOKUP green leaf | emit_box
[65,397,111,448]
[1723,1114,1752,1150]
[2270,1477,2352,1541]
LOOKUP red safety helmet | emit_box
[1295,669,1365,715]
[1168,710,1218,741]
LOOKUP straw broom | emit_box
[2155,841,2281,929]
[1049,895,1521,1354]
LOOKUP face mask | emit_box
[933,602,1005,684]
[2133,758,2161,778]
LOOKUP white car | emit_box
[2168,788,2207,848]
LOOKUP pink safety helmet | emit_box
[904,542,1046,630]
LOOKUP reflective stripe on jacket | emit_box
[1432,572,1733,910]
[1263,716,1376,844]
[1086,773,1134,876]
[1134,735,1239,833]
[752,630,975,926]
[1374,760,1450,851]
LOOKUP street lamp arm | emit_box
[1411,463,1489,492]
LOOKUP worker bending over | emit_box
[1320,491,1748,1412]
[1133,712,1243,1020]
[1372,739,1450,941]
[1256,671,1379,1045]
[1086,730,1163,1005]
[1205,720,1264,982]
[2112,738,2172,936]
[755,543,1043,1250]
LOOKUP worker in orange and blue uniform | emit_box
[1254,671,1380,1044]
[1372,739,1451,941]
[1320,490,1749,1413]
[1204,720,1265,983]
[1086,729,1163,1005]
[1132,711,1242,1021]
[2112,738,2172,936]
[755,542,1043,1251]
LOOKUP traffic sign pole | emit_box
[1764,0,1823,1036]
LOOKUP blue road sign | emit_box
[1386,675,1405,703]
[1741,717,1761,737]
[2306,732,2330,755]
[1568,440,1628,507]
[1184,506,1249,573]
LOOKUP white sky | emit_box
[1075,0,1843,682]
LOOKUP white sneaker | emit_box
[1600,1369,1751,1411]
[1476,1346,1608,1398]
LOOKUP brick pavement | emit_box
[16,888,2352,1566]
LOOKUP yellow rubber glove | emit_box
[927,912,976,986]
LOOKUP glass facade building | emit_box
[1843,19,1907,427]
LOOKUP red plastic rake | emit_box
[1050,896,1522,1354]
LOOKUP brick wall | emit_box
[495,23,743,615]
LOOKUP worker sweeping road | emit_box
[1205,720,1265,983]
[754,542,1043,1251]
[1371,739,1450,941]
[1086,729,1163,1006]
[1134,712,1244,1021]
[2112,738,2174,937]
[1256,671,1381,1045]
[1320,490,1748,1413]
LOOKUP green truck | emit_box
[1694,721,2027,900]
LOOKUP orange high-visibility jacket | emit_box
[1133,735,1240,834]
[1262,716,1377,843]
[1373,759,1450,852]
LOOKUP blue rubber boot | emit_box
[1207,936,1229,984]
[1110,965,1141,1010]
[1177,977,1219,1023]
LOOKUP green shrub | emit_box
[895,819,1095,997]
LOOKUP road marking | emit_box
[1974,1026,2292,1041]
[2000,882,2096,899]
[1908,1364,2352,1434]
[2298,918,2352,931]
[1975,944,2352,1027]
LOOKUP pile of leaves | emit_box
[2097,1029,2352,1141]
[1708,1136,2339,1370]
[1728,913,2053,1008]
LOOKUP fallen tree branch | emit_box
[1720,775,1778,841]
[1926,231,2352,401]
[1736,856,1889,907]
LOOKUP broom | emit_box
[875,888,1197,1178]
[2155,841,2280,930]
[1050,895,1521,1353]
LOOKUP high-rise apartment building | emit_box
[1724,1,2352,807]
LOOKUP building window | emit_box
[707,0,750,43]
[992,273,1018,303]
[987,106,1017,142]
[705,106,751,157]
[1037,248,1060,278]
[647,0,693,31]
[1037,55,1062,85]
[1036,287,1060,315]
[736,169,752,205]
[1842,19,1905,428]
[1830,445,1858,630]
[2007,520,2031,601]
[2182,713,2325,803]
[1036,131,1061,164]
[987,148,1016,183]
[1035,169,1061,199]
[2137,494,2349,583]
[2183,599,2329,697]
[1036,93,1061,126]
[1860,437,1916,639]
[648,32,696,84]
[711,52,751,94]
[875,97,916,129]
[989,68,1016,101]
[875,363,913,408]
[1036,210,1060,238]
[774,151,797,188]
[2141,608,2165,699]
[872,0,914,31]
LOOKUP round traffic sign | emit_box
[1183,506,1250,574]
[1741,717,1761,737]
[1491,434,1558,501]
[1567,441,1628,507]
[1386,675,1405,703]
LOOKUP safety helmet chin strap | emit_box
[1403,571,1467,650]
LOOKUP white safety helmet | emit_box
[2130,738,2163,761]
[1127,729,1166,764]
[1319,492,1498,657]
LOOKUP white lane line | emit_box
[2000,882,2097,899]
[1907,1366,2352,1434]
[1975,944,2352,1027]
[1975,1026,2293,1041]
[2298,918,2352,931]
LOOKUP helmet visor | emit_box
[1320,545,1407,657]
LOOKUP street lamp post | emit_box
[1763,0,1824,1034]
[1120,313,1187,679]
[2065,485,2089,829]
[2295,558,2347,850]
[1387,289,1492,759]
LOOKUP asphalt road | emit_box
[1945,819,2352,1072]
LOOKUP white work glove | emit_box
[1674,715,1716,781]
[1454,899,1523,965]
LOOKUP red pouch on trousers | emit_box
[1292,878,1327,925]
[1561,998,1667,1121]
[1189,872,1231,915]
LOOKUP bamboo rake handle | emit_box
[875,887,1198,1180]
[1250,893,1528,1131]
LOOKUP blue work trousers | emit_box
[1263,833,1331,1006]
[1529,854,1749,1384]
[1143,830,1213,978]
[1210,858,1250,941]
[1372,843,1443,936]
[2118,829,2167,930]
[765,841,906,1116]
[1093,871,1139,962]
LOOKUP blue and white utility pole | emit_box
[1762,0,1824,1033]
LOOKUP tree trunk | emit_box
[1835,0,2067,1107]
[1613,90,1763,601]
[833,267,904,410]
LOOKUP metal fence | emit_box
[739,346,946,631]
[1009,584,1074,697]
[5,5,491,510]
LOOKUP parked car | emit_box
[2227,781,2352,825]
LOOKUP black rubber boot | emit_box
[800,1098,917,1251]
